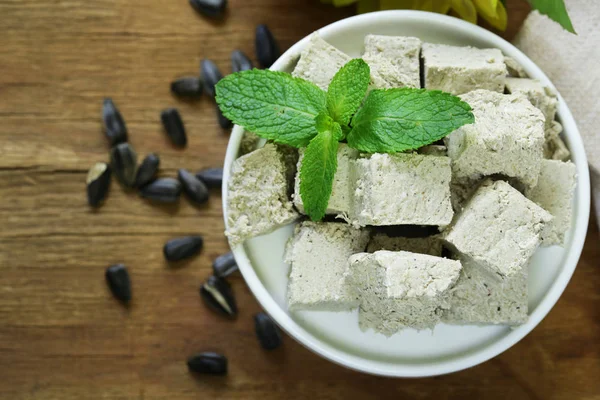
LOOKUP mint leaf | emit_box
[327,59,370,126]
[315,112,335,133]
[216,70,327,147]
[347,88,474,153]
[529,0,575,34]
[299,121,343,221]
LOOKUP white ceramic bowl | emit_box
[222,11,590,377]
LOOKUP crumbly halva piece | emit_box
[286,222,369,311]
[292,34,351,90]
[443,257,528,325]
[418,144,447,157]
[363,35,421,88]
[367,233,443,257]
[505,77,558,128]
[525,160,577,246]
[504,56,528,78]
[445,90,545,188]
[239,131,261,156]
[444,180,552,279]
[544,121,571,161]
[226,144,299,245]
[422,43,506,94]
[352,153,454,227]
[348,251,462,335]
[293,143,358,216]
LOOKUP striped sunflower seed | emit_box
[102,98,128,146]
[178,169,209,204]
[231,50,254,73]
[254,312,282,350]
[161,108,187,148]
[195,167,223,189]
[105,264,131,303]
[188,0,227,18]
[110,142,137,187]
[139,178,181,203]
[163,235,204,262]
[216,106,232,129]
[200,276,237,318]
[255,24,280,69]
[135,153,160,188]
[187,352,227,375]
[87,162,111,207]
[200,59,223,99]
[212,252,238,278]
[170,76,203,98]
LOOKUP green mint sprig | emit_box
[216,59,474,221]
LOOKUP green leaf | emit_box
[327,59,371,126]
[315,112,335,134]
[528,0,575,34]
[299,122,343,221]
[347,88,474,153]
[216,69,327,147]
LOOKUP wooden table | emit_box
[1,0,598,398]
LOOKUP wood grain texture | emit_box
[1,0,598,399]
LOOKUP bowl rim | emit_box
[221,10,591,377]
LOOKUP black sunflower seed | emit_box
[110,142,137,187]
[187,352,228,375]
[195,167,223,189]
[102,98,128,146]
[139,178,181,203]
[216,106,232,129]
[170,76,203,98]
[188,0,227,18]
[200,59,223,99]
[255,24,280,69]
[231,50,254,73]
[254,312,282,350]
[134,153,160,188]
[161,108,187,148]
[212,252,238,278]
[163,235,204,262]
[200,276,237,318]
[87,162,111,207]
[178,169,209,204]
[105,264,131,303]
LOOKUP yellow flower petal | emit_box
[380,0,417,10]
[474,0,507,30]
[451,0,477,24]
[357,0,381,13]
[333,0,358,6]
[414,0,452,14]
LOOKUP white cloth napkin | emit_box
[513,3,599,226]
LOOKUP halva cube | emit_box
[293,143,358,217]
[445,90,545,188]
[348,251,462,335]
[363,35,421,89]
[504,56,528,78]
[422,43,506,94]
[443,180,552,279]
[443,257,528,325]
[505,77,558,128]
[353,153,454,226]
[526,160,577,246]
[286,222,369,311]
[226,144,299,245]
[367,233,443,257]
[292,34,351,90]
[544,121,571,161]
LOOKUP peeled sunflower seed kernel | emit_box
[200,276,237,318]
[102,98,128,146]
[187,352,227,375]
[163,235,204,262]
[195,168,223,189]
[87,162,111,207]
[161,108,187,148]
[255,24,280,69]
[171,76,203,98]
[212,252,238,278]
[139,178,181,203]
[200,59,223,98]
[178,169,209,204]
[216,106,232,129]
[231,50,254,73]
[254,312,282,350]
[106,264,131,303]
[110,142,137,187]
[135,153,160,188]
[188,0,227,18]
